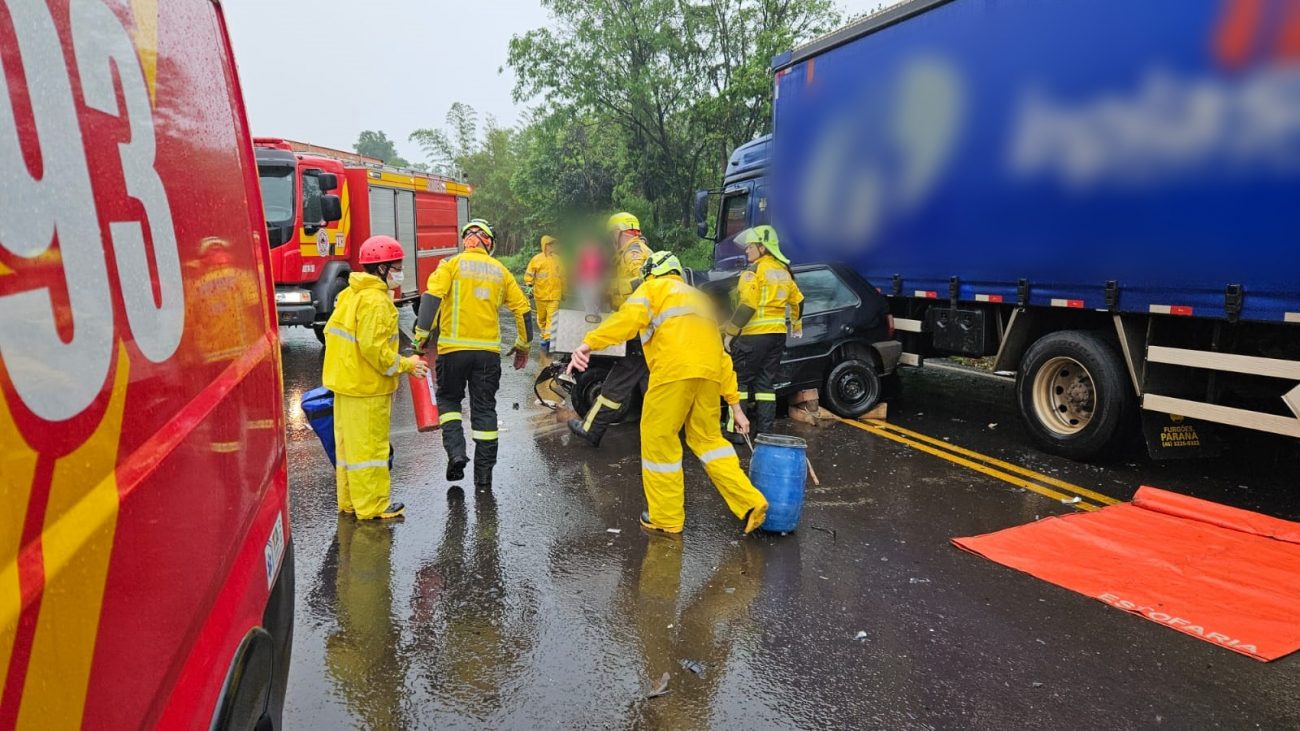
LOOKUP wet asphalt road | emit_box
[277,315,1300,730]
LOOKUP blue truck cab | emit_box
[698,0,1300,461]
[694,135,772,272]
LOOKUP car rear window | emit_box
[795,268,859,314]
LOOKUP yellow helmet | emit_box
[735,225,789,264]
[540,234,557,249]
[640,250,682,280]
[461,218,495,240]
[606,212,640,234]
[461,218,495,252]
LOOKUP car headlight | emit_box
[275,290,311,304]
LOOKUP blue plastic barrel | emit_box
[748,434,808,533]
[301,387,337,466]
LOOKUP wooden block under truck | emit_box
[254,138,472,343]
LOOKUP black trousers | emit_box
[730,333,785,436]
[436,350,502,483]
[579,338,648,443]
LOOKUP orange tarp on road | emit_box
[954,486,1300,662]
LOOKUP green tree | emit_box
[412,107,530,255]
[353,129,409,167]
[508,0,838,251]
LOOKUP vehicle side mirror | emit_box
[693,190,712,240]
[320,194,342,223]
[318,172,339,192]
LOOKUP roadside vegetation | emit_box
[355,0,840,269]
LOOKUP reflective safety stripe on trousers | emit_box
[341,459,388,471]
[440,411,462,425]
[583,396,622,431]
[472,430,499,441]
[642,459,682,473]
[755,392,777,402]
[697,445,736,464]
[640,305,712,345]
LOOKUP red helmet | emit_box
[359,235,403,265]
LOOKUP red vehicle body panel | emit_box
[0,0,290,728]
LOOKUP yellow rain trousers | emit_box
[534,298,558,342]
[333,394,393,519]
[640,378,768,532]
[322,272,413,519]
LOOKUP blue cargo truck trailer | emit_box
[696,0,1300,460]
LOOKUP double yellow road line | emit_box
[838,418,1120,512]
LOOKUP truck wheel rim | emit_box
[1032,356,1094,435]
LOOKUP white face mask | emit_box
[386,269,404,289]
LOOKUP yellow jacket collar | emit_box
[348,272,387,290]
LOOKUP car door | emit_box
[776,266,863,388]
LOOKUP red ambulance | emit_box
[0,0,292,727]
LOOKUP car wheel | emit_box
[822,358,882,418]
[1016,330,1135,461]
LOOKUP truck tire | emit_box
[822,358,882,418]
[1016,330,1135,461]
[569,365,636,424]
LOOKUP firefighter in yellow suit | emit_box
[413,219,532,490]
[567,212,653,447]
[322,236,429,520]
[724,225,804,437]
[524,234,565,352]
[568,251,769,535]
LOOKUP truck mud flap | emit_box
[1141,412,1221,460]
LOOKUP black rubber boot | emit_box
[446,455,469,482]
[567,418,602,447]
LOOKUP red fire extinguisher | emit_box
[408,353,439,432]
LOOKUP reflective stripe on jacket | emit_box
[425,248,531,355]
[583,275,741,403]
[737,255,804,336]
[524,252,565,301]
[609,236,651,308]
[322,273,413,397]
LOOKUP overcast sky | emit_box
[225,0,898,164]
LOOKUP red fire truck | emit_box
[253,139,471,342]
[1,0,291,728]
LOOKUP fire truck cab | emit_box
[254,139,470,343]
[254,141,346,337]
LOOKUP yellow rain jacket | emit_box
[609,235,652,308]
[323,273,414,396]
[584,275,740,402]
[524,251,565,302]
[733,255,804,336]
[425,247,531,355]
